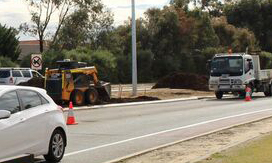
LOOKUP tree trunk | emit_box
[39,35,44,53]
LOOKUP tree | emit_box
[56,8,90,50]
[224,0,272,52]
[170,0,190,9]
[20,0,108,52]
[0,56,17,67]
[189,10,219,49]
[0,24,20,61]
[63,47,117,81]
[56,5,113,50]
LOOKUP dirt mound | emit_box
[109,96,160,103]
[18,77,45,88]
[153,72,209,91]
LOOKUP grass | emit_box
[197,133,272,163]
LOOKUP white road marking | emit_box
[64,108,272,157]
[65,97,202,111]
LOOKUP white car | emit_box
[0,86,67,162]
[0,68,44,85]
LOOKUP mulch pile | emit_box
[109,96,160,103]
[152,72,209,91]
[18,77,45,88]
[61,96,161,107]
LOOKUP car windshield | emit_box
[211,56,243,77]
[0,70,10,78]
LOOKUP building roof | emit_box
[18,40,49,60]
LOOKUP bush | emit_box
[116,55,131,83]
[63,47,91,63]
[89,50,117,82]
[0,56,17,67]
[62,47,117,82]
[137,50,154,82]
[259,51,272,69]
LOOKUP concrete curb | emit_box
[64,96,215,111]
[103,115,272,163]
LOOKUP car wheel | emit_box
[44,129,66,163]
[215,91,223,99]
[85,88,99,104]
[71,89,85,106]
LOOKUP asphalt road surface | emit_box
[37,94,272,163]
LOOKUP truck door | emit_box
[244,59,254,81]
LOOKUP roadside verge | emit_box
[104,114,272,163]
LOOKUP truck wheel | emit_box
[239,92,246,98]
[71,90,85,106]
[215,91,223,99]
[264,85,271,97]
[85,88,99,104]
[264,91,271,97]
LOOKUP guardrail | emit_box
[0,154,34,163]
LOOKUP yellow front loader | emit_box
[45,60,111,105]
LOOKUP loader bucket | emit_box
[96,82,111,101]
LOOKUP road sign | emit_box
[31,54,42,70]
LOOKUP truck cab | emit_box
[209,53,272,99]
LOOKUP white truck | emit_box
[208,53,272,99]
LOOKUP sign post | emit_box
[31,54,42,70]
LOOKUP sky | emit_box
[0,0,170,40]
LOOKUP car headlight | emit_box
[233,79,243,85]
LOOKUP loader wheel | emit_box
[71,90,85,106]
[85,88,99,104]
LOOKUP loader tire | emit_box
[71,89,85,106]
[85,88,99,104]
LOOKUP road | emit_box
[37,94,272,163]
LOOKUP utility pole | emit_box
[132,0,137,96]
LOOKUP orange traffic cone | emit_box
[67,102,78,125]
[245,87,252,102]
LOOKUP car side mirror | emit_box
[0,110,11,120]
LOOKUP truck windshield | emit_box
[211,56,243,77]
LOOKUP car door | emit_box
[0,91,27,159]
[21,70,32,82]
[17,90,48,155]
[12,70,24,85]
[31,70,44,78]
